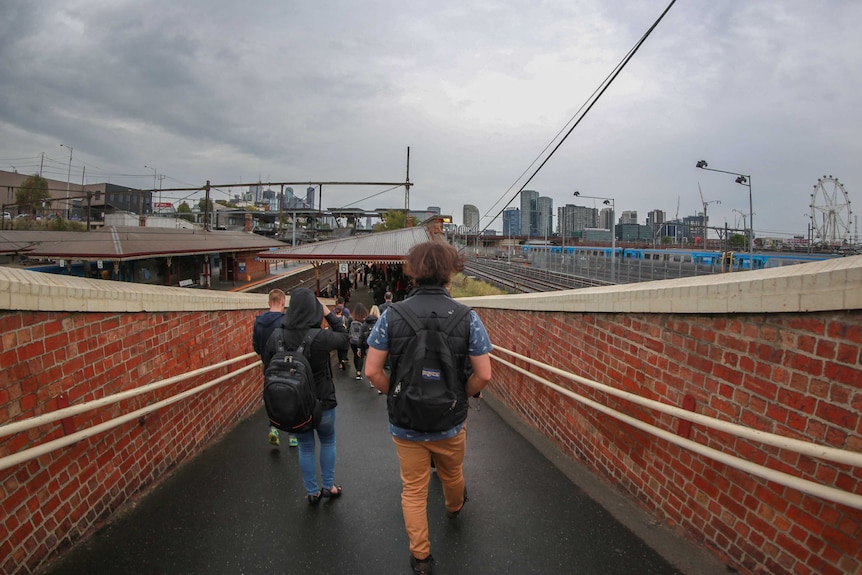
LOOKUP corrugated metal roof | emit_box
[7,227,285,262]
[0,231,84,255]
[259,225,438,263]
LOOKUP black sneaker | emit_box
[447,486,468,519]
[410,554,434,575]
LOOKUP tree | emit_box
[15,174,50,215]
[373,210,417,232]
[729,233,746,249]
[198,198,215,212]
[176,201,195,223]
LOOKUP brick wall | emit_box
[0,271,267,575]
[1,257,860,575]
[473,306,861,575]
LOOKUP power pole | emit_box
[405,146,412,210]
[204,180,211,230]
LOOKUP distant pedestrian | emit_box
[263,288,349,504]
[365,305,381,392]
[333,302,350,371]
[379,291,394,315]
[347,303,369,380]
[252,289,297,448]
[365,241,493,575]
[339,275,352,303]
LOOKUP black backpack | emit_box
[263,328,322,433]
[348,320,364,346]
[387,304,472,432]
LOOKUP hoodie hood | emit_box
[257,311,283,331]
[283,287,323,330]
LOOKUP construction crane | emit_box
[698,182,721,247]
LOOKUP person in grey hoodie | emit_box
[252,289,297,447]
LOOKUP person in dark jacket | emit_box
[365,241,493,575]
[348,302,370,380]
[263,288,350,505]
[252,289,297,448]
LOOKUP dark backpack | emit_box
[263,328,322,433]
[387,304,472,432]
[348,320,364,346]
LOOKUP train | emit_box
[520,244,840,271]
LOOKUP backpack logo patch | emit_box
[421,367,441,380]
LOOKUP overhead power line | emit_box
[482,0,679,234]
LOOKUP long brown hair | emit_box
[352,302,368,322]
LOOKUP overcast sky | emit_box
[1,0,860,240]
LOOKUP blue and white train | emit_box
[520,244,839,271]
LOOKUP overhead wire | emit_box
[481,0,678,234]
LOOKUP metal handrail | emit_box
[0,355,261,472]
[492,346,862,510]
[0,353,260,439]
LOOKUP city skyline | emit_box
[1,2,858,244]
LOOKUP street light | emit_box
[60,144,73,220]
[696,160,754,269]
[574,190,616,283]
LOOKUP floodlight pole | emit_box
[574,191,616,283]
[696,161,754,268]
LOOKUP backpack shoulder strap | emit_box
[298,327,321,357]
[274,327,286,352]
[440,305,472,336]
[388,302,423,334]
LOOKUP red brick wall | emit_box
[480,308,861,575]
[0,308,262,575]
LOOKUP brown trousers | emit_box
[392,426,468,558]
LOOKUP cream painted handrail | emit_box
[0,361,260,472]
[494,346,862,468]
[0,352,261,439]
[492,349,862,510]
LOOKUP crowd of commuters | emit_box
[252,241,493,575]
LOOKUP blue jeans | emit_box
[296,408,336,496]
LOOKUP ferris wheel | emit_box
[810,175,853,244]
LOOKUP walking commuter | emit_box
[365,241,493,575]
[379,291,394,315]
[339,275,352,303]
[347,303,369,380]
[263,288,350,505]
[364,305,381,392]
[252,289,297,447]
[333,302,350,371]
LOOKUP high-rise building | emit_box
[427,206,441,215]
[538,196,553,237]
[502,207,520,236]
[463,204,480,232]
[249,183,262,204]
[621,210,638,225]
[306,186,316,209]
[562,204,598,233]
[520,190,539,237]
[599,207,615,231]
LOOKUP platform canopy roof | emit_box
[259,224,440,264]
[2,227,285,262]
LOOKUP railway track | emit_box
[464,258,611,293]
